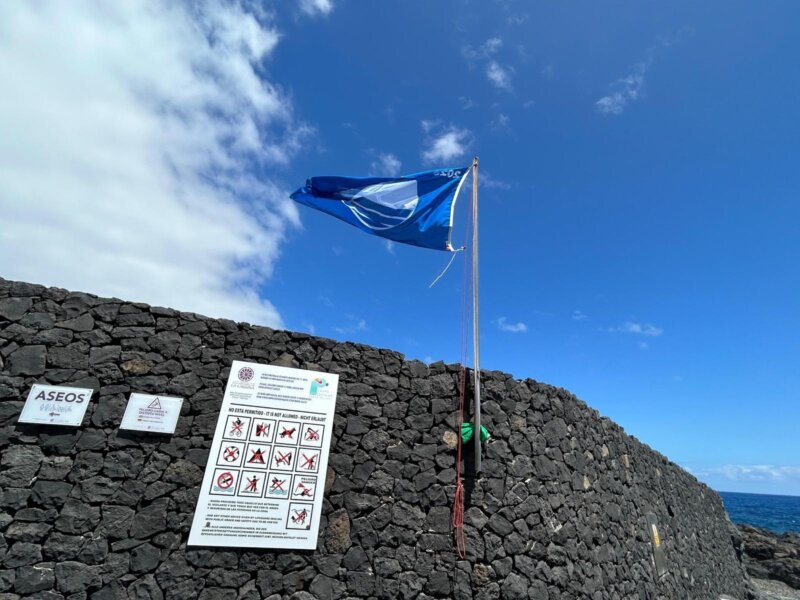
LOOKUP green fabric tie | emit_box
[461,422,490,443]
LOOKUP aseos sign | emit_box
[19,384,93,427]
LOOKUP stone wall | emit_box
[0,278,754,600]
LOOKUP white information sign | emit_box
[120,394,183,434]
[188,361,339,550]
[19,384,93,427]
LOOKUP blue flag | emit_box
[290,167,470,251]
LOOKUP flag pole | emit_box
[471,156,481,474]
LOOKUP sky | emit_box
[1,1,799,496]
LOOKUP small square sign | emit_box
[223,416,250,441]
[270,446,296,471]
[209,469,239,496]
[19,384,93,427]
[243,443,271,469]
[291,475,318,501]
[265,472,292,499]
[296,449,321,473]
[276,420,300,444]
[217,442,245,468]
[120,394,183,434]
[299,423,324,448]
[238,471,266,496]
[249,418,276,443]
[286,503,313,530]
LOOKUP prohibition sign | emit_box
[217,471,235,489]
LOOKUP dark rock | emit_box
[14,563,55,594]
[324,509,351,553]
[7,345,46,375]
[127,574,163,600]
[55,500,100,534]
[31,481,73,508]
[58,314,95,332]
[55,561,102,593]
[130,499,168,539]
[5,522,52,543]
[0,297,32,321]
[739,525,800,589]
[130,543,161,573]
[4,542,42,567]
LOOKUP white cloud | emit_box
[299,0,333,17]
[370,153,402,177]
[480,173,512,190]
[596,69,646,116]
[694,465,800,483]
[572,310,587,321]
[421,122,473,164]
[462,37,503,61]
[334,315,367,335]
[463,38,513,92]
[490,113,511,132]
[596,29,692,116]
[498,317,527,333]
[610,322,663,337]
[487,61,513,91]
[384,240,396,255]
[0,1,308,327]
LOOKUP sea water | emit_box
[720,491,800,533]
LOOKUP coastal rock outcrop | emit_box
[740,525,800,590]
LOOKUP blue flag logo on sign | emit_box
[290,167,470,251]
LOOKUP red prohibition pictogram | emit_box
[247,449,266,464]
[301,453,317,470]
[217,472,234,489]
[255,423,270,437]
[274,450,292,466]
[291,508,308,525]
[245,475,259,492]
[270,477,286,492]
[305,427,320,441]
[223,447,239,462]
[280,427,296,439]
[295,483,313,497]
[229,418,245,436]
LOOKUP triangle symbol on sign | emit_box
[147,397,162,410]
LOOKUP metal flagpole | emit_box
[471,156,481,474]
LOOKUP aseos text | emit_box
[34,390,88,403]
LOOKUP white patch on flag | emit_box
[344,180,419,231]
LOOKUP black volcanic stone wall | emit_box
[0,278,755,600]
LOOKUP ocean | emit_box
[720,491,800,534]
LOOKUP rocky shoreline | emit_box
[737,525,800,599]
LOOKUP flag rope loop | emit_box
[428,247,464,288]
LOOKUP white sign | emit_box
[120,394,183,434]
[19,384,93,427]
[188,361,339,550]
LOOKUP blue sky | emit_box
[2,1,798,495]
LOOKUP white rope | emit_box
[429,247,464,288]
